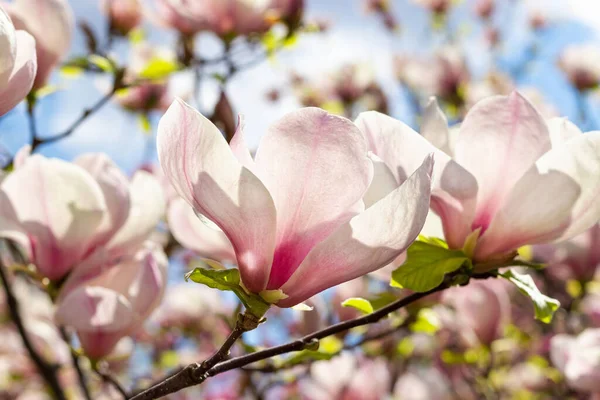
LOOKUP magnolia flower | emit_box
[411,0,452,14]
[307,353,391,400]
[0,5,36,116]
[358,92,600,266]
[393,366,453,400]
[535,223,600,282]
[116,43,174,112]
[551,329,600,393]
[158,99,433,307]
[154,0,297,37]
[443,280,511,345]
[395,47,469,104]
[0,153,165,281]
[55,243,167,360]
[5,0,73,89]
[558,44,600,91]
[102,0,143,35]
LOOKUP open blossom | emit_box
[4,0,73,89]
[393,366,453,400]
[55,243,167,360]
[154,0,302,37]
[158,99,433,307]
[551,329,600,393]
[443,280,511,345]
[102,0,143,35]
[395,47,469,105]
[0,5,36,116]
[358,92,600,266]
[535,223,600,282]
[0,153,165,281]
[558,44,600,91]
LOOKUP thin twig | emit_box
[93,364,129,399]
[0,241,67,400]
[130,283,448,400]
[59,328,92,400]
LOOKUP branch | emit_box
[93,363,128,399]
[130,283,448,400]
[129,311,262,400]
[59,328,92,400]
[0,241,67,400]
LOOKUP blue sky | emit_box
[0,0,599,173]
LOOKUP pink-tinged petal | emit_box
[0,30,35,117]
[254,108,373,290]
[550,334,574,374]
[168,198,236,262]
[0,156,106,280]
[356,111,478,249]
[74,153,131,249]
[279,155,433,307]
[229,115,256,170]
[455,92,551,233]
[363,153,397,208]
[6,0,73,88]
[475,132,600,260]
[421,97,451,155]
[55,286,134,359]
[13,144,31,168]
[157,99,276,292]
[106,171,165,256]
[0,6,17,87]
[547,117,582,147]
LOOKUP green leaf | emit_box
[341,297,374,314]
[88,54,115,73]
[139,57,179,80]
[410,308,441,335]
[500,270,560,323]
[417,235,449,248]
[391,240,470,292]
[138,114,152,134]
[185,268,270,318]
[367,292,398,310]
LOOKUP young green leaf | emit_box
[139,58,179,80]
[185,268,270,318]
[341,297,374,314]
[391,241,470,292]
[500,269,560,323]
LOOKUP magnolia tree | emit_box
[1,0,600,399]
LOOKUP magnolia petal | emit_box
[7,0,73,88]
[455,92,551,233]
[0,6,16,87]
[547,117,582,147]
[421,97,451,155]
[167,197,236,262]
[229,115,256,170]
[0,156,106,280]
[74,153,131,248]
[363,153,397,208]
[476,132,600,259]
[255,108,373,289]
[0,30,36,117]
[157,99,277,292]
[279,155,433,307]
[356,111,478,249]
[106,171,165,256]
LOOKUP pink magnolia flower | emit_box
[4,0,73,89]
[116,43,174,112]
[102,0,143,36]
[393,366,453,400]
[0,5,36,116]
[0,153,165,281]
[154,0,297,37]
[551,329,600,393]
[558,44,600,91]
[358,92,600,266]
[411,0,452,14]
[535,223,600,282]
[443,280,511,345]
[158,99,433,307]
[55,243,167,360]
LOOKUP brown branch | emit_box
[0,241,67,400]
[59,328,92,400]
[93,363,128,399]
